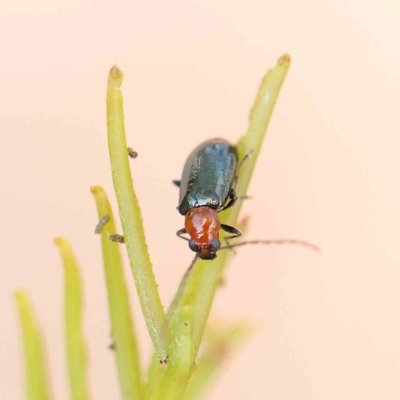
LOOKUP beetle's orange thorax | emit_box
[185,207,220,244]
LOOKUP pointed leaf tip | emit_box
[278,53,291,67]
[54,236,67,248]
[108,65,124,88]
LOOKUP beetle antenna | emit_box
[220,239,320,253]
[187,254,199,271]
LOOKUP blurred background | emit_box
[1,0,400,398]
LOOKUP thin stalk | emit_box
[106,65,168,361]
[146,219,249,391]
[191,54,291,354]
[54,238,91,400]
[91,185,142,400]
[14,290,52,400]
[153,305,195,400]
[152,54,291,395]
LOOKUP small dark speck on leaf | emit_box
[109,234,125,243]
[127,147,138,158]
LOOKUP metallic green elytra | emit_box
[177,138,238,216]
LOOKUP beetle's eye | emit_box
[189,240,199,253]
[209,238,221,252]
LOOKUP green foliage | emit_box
[54,238,92,400]
[15,291,52,400]
[15,54,291,399]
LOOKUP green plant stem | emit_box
[145,256,195,398]
[14,290,52,400]
[91,185,142,400]
[106,65,168,361]
[151,54,291,395]
[146,219,249,392]
[54,238,91,400]
[153,305,195,400]
[191,54,291,354]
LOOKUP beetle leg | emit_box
[230,150,254,193]
[220,224,242,240]
[231,176,239,194]
[224,240,237,255]
[221,188,252,212]
[220,224,242,255]
[221,188,238,211]
[237,150,253,173]
[172,180,181,187]
[176,227,190,241]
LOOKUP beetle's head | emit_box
[188,237,221,260]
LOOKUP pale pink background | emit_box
[1,0,400,399]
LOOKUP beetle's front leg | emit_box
[176,228,189,241]
[220,224,242,240]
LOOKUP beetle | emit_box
[174,138,246,260]
[174,139,321,260]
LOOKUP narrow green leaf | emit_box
[106,65,168,361]
[14,290,52,400]
[150,54,291,395]
[190,54,291,354]
[54,238,91,400]
[146,219,249,393]
[91,185,143,399]
[153,305,195,400]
